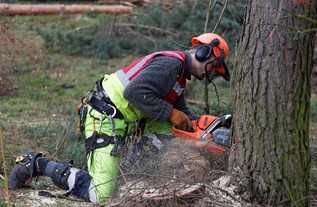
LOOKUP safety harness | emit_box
[78,78,126,157]
[85,131,126,157]
[79,51,187,156]
[86,78,123,119]
[85,132,115,154]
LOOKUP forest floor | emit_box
[0,16,316,206]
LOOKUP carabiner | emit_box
[107,104,117,118]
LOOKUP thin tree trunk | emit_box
[231,0,316,206]
[0,4,133,15]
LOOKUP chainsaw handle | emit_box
[171,119,201,140]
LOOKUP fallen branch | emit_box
[0,4,133,15]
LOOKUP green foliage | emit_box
[35,1,245,61]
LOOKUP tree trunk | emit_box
[0,4,133,15]
[231,0,316,206]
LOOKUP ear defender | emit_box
[195,38,220,62]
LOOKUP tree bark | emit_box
[0,4,133,15]
[231,0,316,206]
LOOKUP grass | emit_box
[23,123,63,140]
[0,53,131,120]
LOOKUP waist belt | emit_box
[85,132,125,157]
[85,78,123,119]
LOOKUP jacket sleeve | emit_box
[123,56,182,121]
[174,94,199,120]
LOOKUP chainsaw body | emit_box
[171,114,232,155]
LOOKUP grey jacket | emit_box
[123,53,197,121]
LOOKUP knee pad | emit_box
[71,170,94,202]
[49,162,72,190]
[46,161,95,202]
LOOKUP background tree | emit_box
[232,0,316,206]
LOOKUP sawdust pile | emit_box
[112,136,248,207]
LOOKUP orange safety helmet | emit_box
[191,33,230,81]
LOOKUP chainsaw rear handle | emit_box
[171,115,217,140]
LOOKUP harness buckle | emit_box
[104,104,117,118]
[84,82,124,119]
[85,132,114,155]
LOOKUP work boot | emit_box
[8,152,44,189]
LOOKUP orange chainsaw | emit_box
[171,114,232,155]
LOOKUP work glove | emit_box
[169,109,193,131]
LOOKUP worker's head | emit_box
[190,33,230,82]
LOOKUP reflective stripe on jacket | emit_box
[102,51,187,122]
